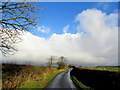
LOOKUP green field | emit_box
[79,66,119,72]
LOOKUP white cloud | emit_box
[63,24,70,33]
[37,25,50,33]
[1,9,118,67]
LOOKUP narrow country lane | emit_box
[45,68,79,89]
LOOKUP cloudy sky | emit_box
[4,0,119,2]
[2,2,118,66]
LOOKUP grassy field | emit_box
[2,63,68,88]
[79,66,119,72]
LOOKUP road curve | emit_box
[45,68,79,89]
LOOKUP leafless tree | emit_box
[46,56,57,67]
[0,1,42,55]
[57,56,67,69]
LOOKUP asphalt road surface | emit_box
[45,68,79,89]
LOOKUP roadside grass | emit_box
[79,66,119,72]
[2,63,68,89]
[19,69,66,88]
[71,76,93,90]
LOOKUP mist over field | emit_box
[1,9,118,66]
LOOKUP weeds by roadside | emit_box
[2,63,67,89]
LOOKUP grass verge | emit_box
[71,76,93,90]
[79,66,119,72]
[18,69,66,88]
[2,63,68,89]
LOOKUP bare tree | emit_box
[46,56,57,67]
[0,1,42,55]
[57,56,67,69]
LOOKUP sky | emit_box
[1,2,118,67]
[32,2,118,38]
[2,0,119,2]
